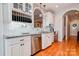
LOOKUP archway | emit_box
[34,7,44,28]
[63,10,79,40]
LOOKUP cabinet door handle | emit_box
[20,44,22,46]
[20,39,24,41]
[22,44,24,45]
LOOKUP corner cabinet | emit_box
[4,36,31,56]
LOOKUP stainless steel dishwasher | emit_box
[31,34,42,55]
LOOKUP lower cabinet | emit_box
[6,43,20,56]
[5,36,31,56]
[23,37,31,56]
[42,34,47,49]
[42,33,54,49]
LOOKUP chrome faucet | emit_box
[49,24,54,32]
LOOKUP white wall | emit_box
[70,20,79,36]
[0,4,4,56]
[54,5,79,41]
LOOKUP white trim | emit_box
[65,15,68,40]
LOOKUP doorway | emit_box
[63,10,79,40]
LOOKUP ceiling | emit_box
[34,3,79,13]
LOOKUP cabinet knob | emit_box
[22,44,24,45]
[20,39,24,41]
[20,44,22,46]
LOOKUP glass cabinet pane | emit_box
[28,4,31,10]
[13,3,18,9]
[28,4,32,14]
[25,3,28,12]
[25,3,32,14]
[19,3,23,10]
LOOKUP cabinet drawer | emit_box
[5,37,25,46]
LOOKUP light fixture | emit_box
[43,4,46,11]
[39,14,42,17]
[56,5,59,8]
[43,5,46,7]
[75,12,79,14]
[39,3,42,7]
[40,3,42,5]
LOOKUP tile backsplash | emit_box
[3,22,33,36]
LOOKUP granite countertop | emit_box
[4,33,42,39]
[4,31,53,39]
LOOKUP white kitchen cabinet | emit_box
[12,3,32,15]
[43,14,47,27]
[42,33,54,49]
[24,3,32,14]
[3,3,33,35]
[13,3,23,10]
[42,34,47,49]
[20,42,25,56]
[47,33,54,46]
[43,12,54,27]
[45,14,50,26]
[5,36,31,56]
[6,43,20,56]
[3,3,32,23]
[3,3,12,24]
[23,36,31,56]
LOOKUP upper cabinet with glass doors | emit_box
[13,3,23,10]
[13,3,32,15]
[25,3,32,14]
[12,3,32,23]
[3,3,32,24]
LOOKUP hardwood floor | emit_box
[34,36,79,56]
